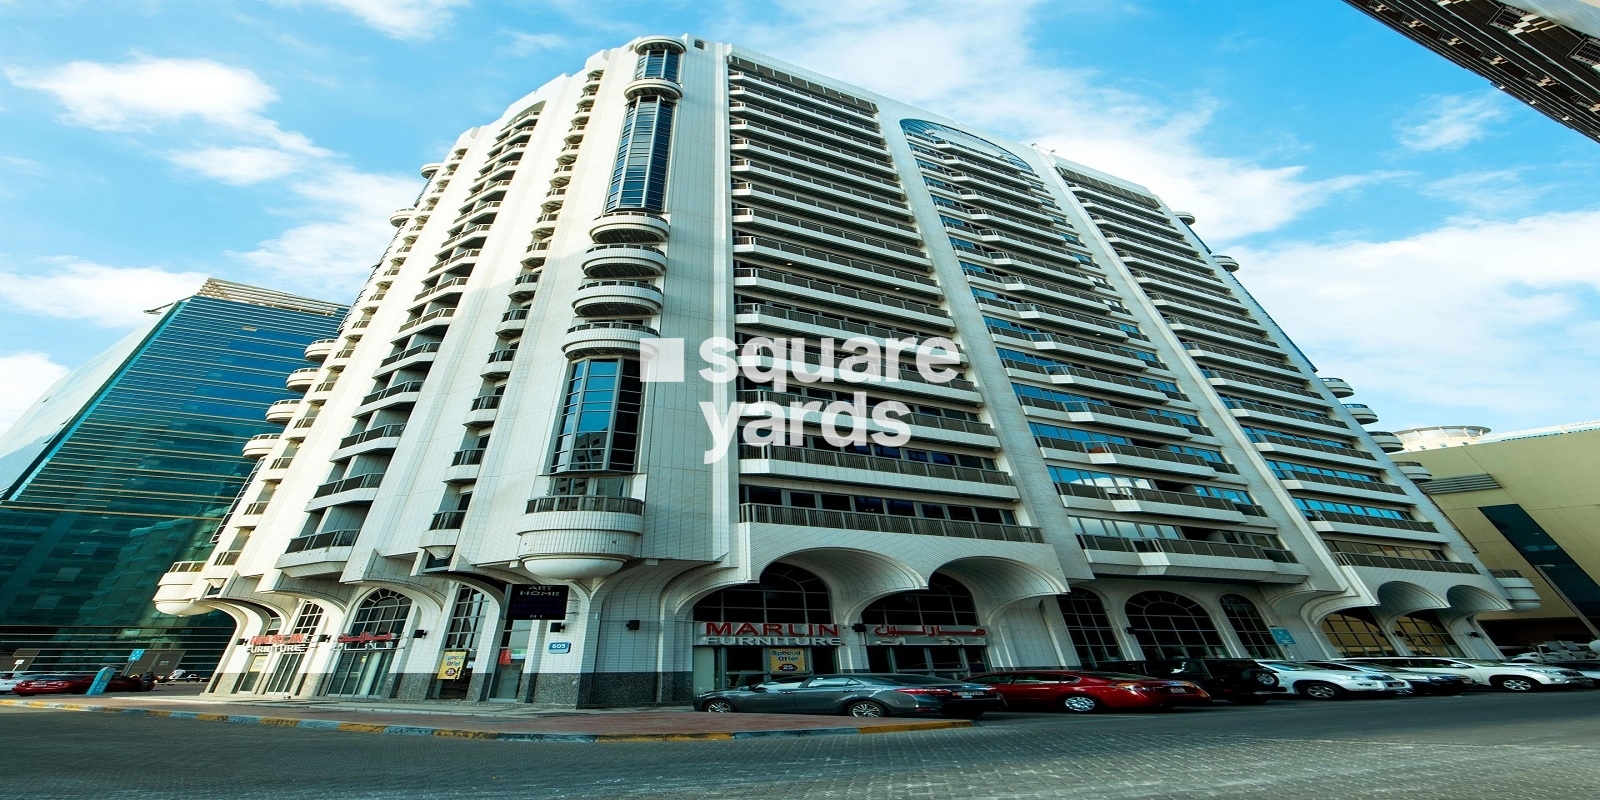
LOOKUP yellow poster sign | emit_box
[436,650,470,680]
[768,647,807,675]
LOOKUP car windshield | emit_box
[1261,662,1318,671]
[1079,672,1161,680]
[1306,662,1363,671]
[863,674,965,686]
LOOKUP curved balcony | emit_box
[241,434,279,459]
[285,367,319,392]
[264,399,300,423]
[1393,461,1433,482]
[561,322,657,360]
[1492,570,1543,612]
[389,207,414,227]
[532,212,560,239]
[1213,254,1240,272]
[444,448,485,483]
[589,211,668,245]
[276,529,358,578]
[1344,403,1379,425]
[633,35,685,54]
[509,272,541,300]
[1321,376,1354,398]
[1367,431,1405,452]
[306,474,384,511]
[573,280,663,317]
[465,394,501,427]
[420,162,443,179]
[482,348,518,378]
[331,424,406,461]
[495,308,530,337]
[519,495,646,580]
[624,77,682,101]
[354,381,424,415]
[304,338,337,361]
[1173,211,1197,225]
[581,244,667,278]
[153,565,210,616]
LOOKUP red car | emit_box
[13,673,151,696]
[968,670,1211,713]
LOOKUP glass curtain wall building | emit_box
[0,280,342,673]
[155,37,1528,707]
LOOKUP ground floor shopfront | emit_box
[196,554,1514,706]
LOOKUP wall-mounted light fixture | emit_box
[625,620,641,631]
[550,622,565,633]
[413,629,428,639]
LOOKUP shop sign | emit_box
[548,642,571,653]
[768,648,807,674]
[696,622,843,646]
[249,634,309,652]
[436,650,469,680]
[336,632,398,650]
[870,625,988,646]
[506,584,569,620]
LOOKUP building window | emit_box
[1125,591,1228,659]
[444,587,488,651]
[861,573,978,627]
[1320,608,1397,657]
[634,48,680,81]
[1393,611,1463,657]
[1220,594,1282,659]
[692,563,832,624]
[346,589,412,637]
[605,96,676,211]
[1058,589,1122,664]
[1479,503,1600,618]
[548,358,643,473]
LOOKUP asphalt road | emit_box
[5,690,1597,799]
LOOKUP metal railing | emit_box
[1305,511,1438,533]
[1055,482,1241,513]
[214,550,242,566]
[735,267,946,319]
[470,394,503,411]
[733,182,914,232]
[526,495,646,514]
[1034,437,1220,470]
[1247,430,1371,459]
[415,276,469,300]
[312,473,384,498]
[733,206,926,260]
[736,389,994,436]
[1016,395,1191,432]
[740,503,1042,544]
[338,424,406,450]
[1490,569,1525,579]
[380,342,440,367]
[429,510,466,530]
[1203,368,1317,398]
[284,529,359,553]
[737,303,947,344]
[168,560,205,573]
[1077,534,1296,563]
[359,381,424,406]
[1277,469,1405,494]
[398,307,456,332]
[730,160,907,210]
[1334,552,1477,574]
[450,449,485,467]
[241,501,271,515]
[1001,357,1179,398]
[733,236,933,287]
[739,444,1013,486]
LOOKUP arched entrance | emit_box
[1320,608,1397,656]
[1125,591,1228,659]
[1394,610,1464,656]
[692,563,840,690]
[861,572,987,678]
[260,603,325,695]
[1220,595,1283,659]
[1058,589,1123,665]
[325,589,412,697]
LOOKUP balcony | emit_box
[482,348,518,378]
[304,338,337,361]
[738,444,1017,500]
[736,304,959,362]
[740,503,1043,544]
[1036,438,1220,480]
[355,380,424,415]
[523,241,551,267]
[1305,510,1441,539]
[276,529,358,578]
[332,424,406,461]
[624,76,682,101]
[398,307,457,334]
[445,448,484,483]
[1492,570,1542,612]
[497,308,531,337]
[509,272,541,300]
[1056,483,1248,524]
[1393,461,1433,482]
[264,399,300,423]
[376,341,441,375]
[153,565,208,616]
[1016,395,1199,439]
[389,208,414,227]
[573,280,664,317]
[1278,473,1408,504]
[284,368,319,392]
[561,322,658,359]
[1077,535,1307,584]
[1213,254,1241,272]
[1332,551,1478,574]
[241,434,279,459]
[1344,403,1379,425]
[429,510,466,530]
[306,473,384,509]
[633,35,685,54]
[582,243,667,278]
[415,275,469,301]
[589,211,669,244]
[1225,399,1349,436]
[1321,377,1354,398]
[731,236,937,297]
[1367,431,1406,452]
[519,494,646,580]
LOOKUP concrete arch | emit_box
[1374,580,1450,622]
[935,556,1070,620]
[1442,584,1512,621]
[775,548,927,624]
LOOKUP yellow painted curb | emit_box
[195,713,230,722]
[858,720,972,735]
[335,722,389,733]
[433,729,500,739]
[142,710,173,717]
[258,717,301,727]
[596,732,735,742]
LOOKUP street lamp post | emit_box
[1530,564,1600,641]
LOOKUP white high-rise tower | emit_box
[156,36,1525,705]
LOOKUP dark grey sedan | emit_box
[695,673,1005,718]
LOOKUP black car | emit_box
[1119,659,1279,704]
[1302,660,1472,695]
[694,673,1006,718]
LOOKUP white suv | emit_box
[1257,661,1410,700]
[1346,657,1585,692]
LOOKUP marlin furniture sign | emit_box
[696,622,844,646]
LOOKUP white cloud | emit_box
[167,146,307,185]
[720,0,1365,240]
[505,31,566,55]
[1236,210,1600,429]
[233,169,418,297]
[0,260,207,327]
[277,0,469,40]
[1397,93,1509,152]
[0,352,71,437]
[1420,169,1545,215]
[6,57,278,131]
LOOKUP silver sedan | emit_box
[694,673,1005,718]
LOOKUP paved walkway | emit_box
[0,693,970,742]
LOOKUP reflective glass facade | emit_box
[605,96,677,211]
[0,291,341,672]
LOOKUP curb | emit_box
[0,698,972,742]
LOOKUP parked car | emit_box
[1307,661,1473,695]
[695,674,1005,718]
[1119,659,1279,704]
[1254,660,1407,699]
[0,671,52,693]
[12,673,151,696]
[1532,660,1600,680]
[967,670,1210,713]
[1345,657,1587,692]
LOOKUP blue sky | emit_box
[1,0,1597,436]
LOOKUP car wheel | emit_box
[1492,676,1538,693]
[1059,694,1103,714]
[1240,668,1279,689]
[845,700,888,718]
[702,699,737,713]
[1298,681,1345,700]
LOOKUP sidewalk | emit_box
[0,692,972,742]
